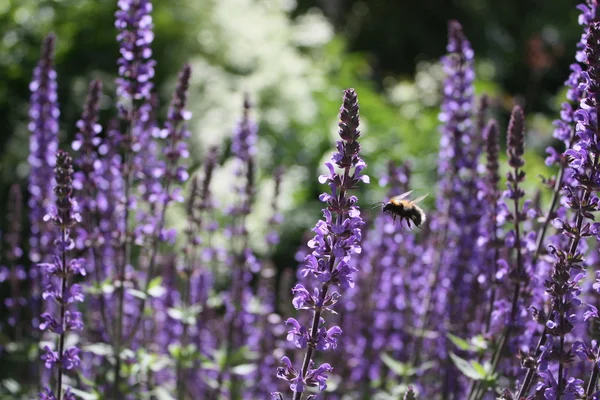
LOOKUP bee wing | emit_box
[371,202,386,209]
[390,190,414,202]
[412,193,429,204]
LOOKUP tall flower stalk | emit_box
[214,95,258,398]
[251,166,285,397]
[481,120,501,333]
[468,120,500,400]
[414,21,483,397]
[38,151,85,400]
[125,63,192,341]
[545,20,600,397]
[28,33,60,286]
[515,8,600,399]
[492,106,528,365]
[275,88,368,398]
[112,0,156,392]
[175,145,218,400]
[70,80,111,337]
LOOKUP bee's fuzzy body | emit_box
[381,191,427,229]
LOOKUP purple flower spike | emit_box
[38,151,85,399]
[422,20,486,397]
[28,33,60,267]
[277,89,367,399]
[519,14,600,400]
[115,0,156,117]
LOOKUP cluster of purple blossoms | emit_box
[139,63,192,351]
[71,80,103,225]
[38,151,85,400]
[275,88,368,398]
[115,0,155,116]
[144,62,191,242]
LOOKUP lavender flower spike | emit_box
[29,33,60,265]
[275,88,368,399]
[115,0,156,117]
[38,151,85,400]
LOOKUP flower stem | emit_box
[292,282,330,400]
[586,346,600,395]
[55,226,68,400]
[113,131,133,398]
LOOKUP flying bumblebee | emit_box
[380,190,427,229]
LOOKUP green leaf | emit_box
[128,288,147,300]
[1,379,20,394]
[121,348,135,360]
[472,360,487,377]
[101,278,115,295]
[152,387,176,400]
[213,346,227,370]
[68,388,100,400]
[380,353,416,377]
[83,342,113,357]
[449,353,485,381]
[4,341,23,353]
[200,360,219,371]
[168,304,202,325]
[447,333,471,351]
[150,355,171,372]
[167,307,183,321]
[405,326,438,339]
[231,363,256,376]
[417,361,435,374]
[168,343,182,358]
[78,371,99,387]
[206,293,224,308]
[470,335,488,351]
[203,376,220,389]
[183,304,203,325]
[148,277,166,298]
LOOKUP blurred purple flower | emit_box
[28,33,59,269]
[115,0,156,117]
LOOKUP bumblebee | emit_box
[381,190,427,229]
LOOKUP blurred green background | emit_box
[0,0,582,258]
